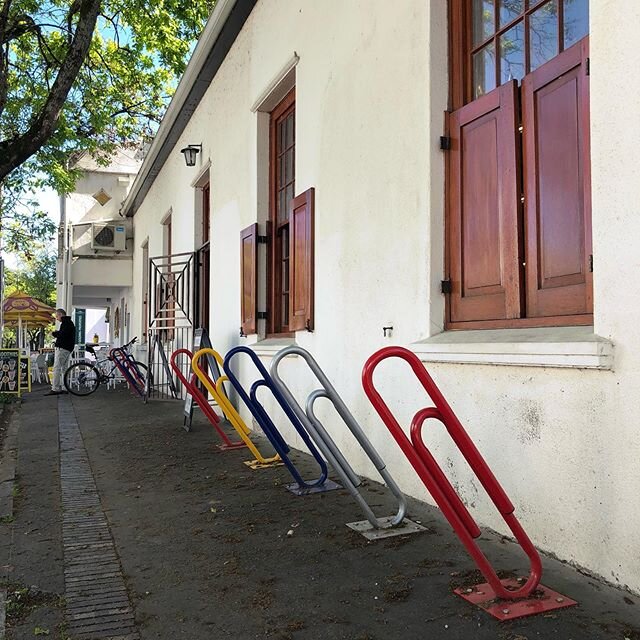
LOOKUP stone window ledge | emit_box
[409,326,613,370]
[249,337,297,357]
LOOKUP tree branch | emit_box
[0,0,102,182]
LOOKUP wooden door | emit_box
[447,81,521,324]
[522,39,592,318]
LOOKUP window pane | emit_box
[529,0,559,71]
[473,42,496,99]
[285,184,294,217]
[285,149,293,184]
[472,0,495,46]
[285,113,294,148]
[498,0,523,27]
[278,120,285,151]
[278,155,285,187]
[563,0,588,48]
[278,189,286,223]
[499,21,525,83]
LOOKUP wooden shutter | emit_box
[240,223,258,335]
[289,188,314,332]
[447,80,521,324]
[522,38,592,319]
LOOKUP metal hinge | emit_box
[586,57,590,76]
[440,136,451,151]
[589,254,593,272]
[441,279,452,294]
[258,235,268,244]
[257,311,268,320]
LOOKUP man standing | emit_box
[45,309,76,396]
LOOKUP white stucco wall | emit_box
[129,0,640,593]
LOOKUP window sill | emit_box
[249,337,297,357]
[409,326,613,370]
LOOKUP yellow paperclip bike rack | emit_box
[191,348,281,468]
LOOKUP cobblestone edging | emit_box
[58,396,139,640]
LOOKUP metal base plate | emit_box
[243,459,285,470]
[216,442,248,451]
[345,517,427,539]
[455,579,578,621]
[285,479,342,495]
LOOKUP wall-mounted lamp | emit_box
[180,144,202,167]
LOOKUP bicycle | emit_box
[64,337,148,396]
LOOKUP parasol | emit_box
[2,292,55,349]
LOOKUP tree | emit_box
[4,250,56,348]
[0,0,213,255]
[5,250,56,305]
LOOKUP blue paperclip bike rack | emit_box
[270,346,424,539]
[223,346,341,495]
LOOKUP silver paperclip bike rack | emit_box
[270,346,425,539]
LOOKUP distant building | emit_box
[56,148,141,345]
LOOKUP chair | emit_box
[34,353,49,385]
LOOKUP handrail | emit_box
[271,346,407,528]
[223,346,329,490]
[170,349,247,449]
[362,346,542,600]
[191,348,279,465]
[110,347,145,397]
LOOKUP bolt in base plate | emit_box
[455,578,578,621]
[345,516,427,540]
[285,479,342,495]
[243,459,285,470]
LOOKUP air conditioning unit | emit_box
[91,223,126,251]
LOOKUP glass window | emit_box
[473,0,495,46]
[270,89,295,333]
[473,42,497,99]
[529,0,559,71]
[499,0,523,27]
[500,21,525,84]
[563,0,589,49]
[466,0,588,105]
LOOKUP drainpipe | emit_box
[57,194,66,310]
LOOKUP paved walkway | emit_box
[58,397,138,639]
[2,385,640,639]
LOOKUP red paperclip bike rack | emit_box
[362,346,576,620]
[170,349,246,451]
[110,347,145,397]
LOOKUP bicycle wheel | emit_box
[133,361,151,385]
[64,362,101,396]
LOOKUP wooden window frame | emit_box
[445,0,592,331]
[202,182,211,245]
[267,88,296,336]
[197,183,211,331]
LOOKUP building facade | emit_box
[56,149,141,345]
[119,0,640,593]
